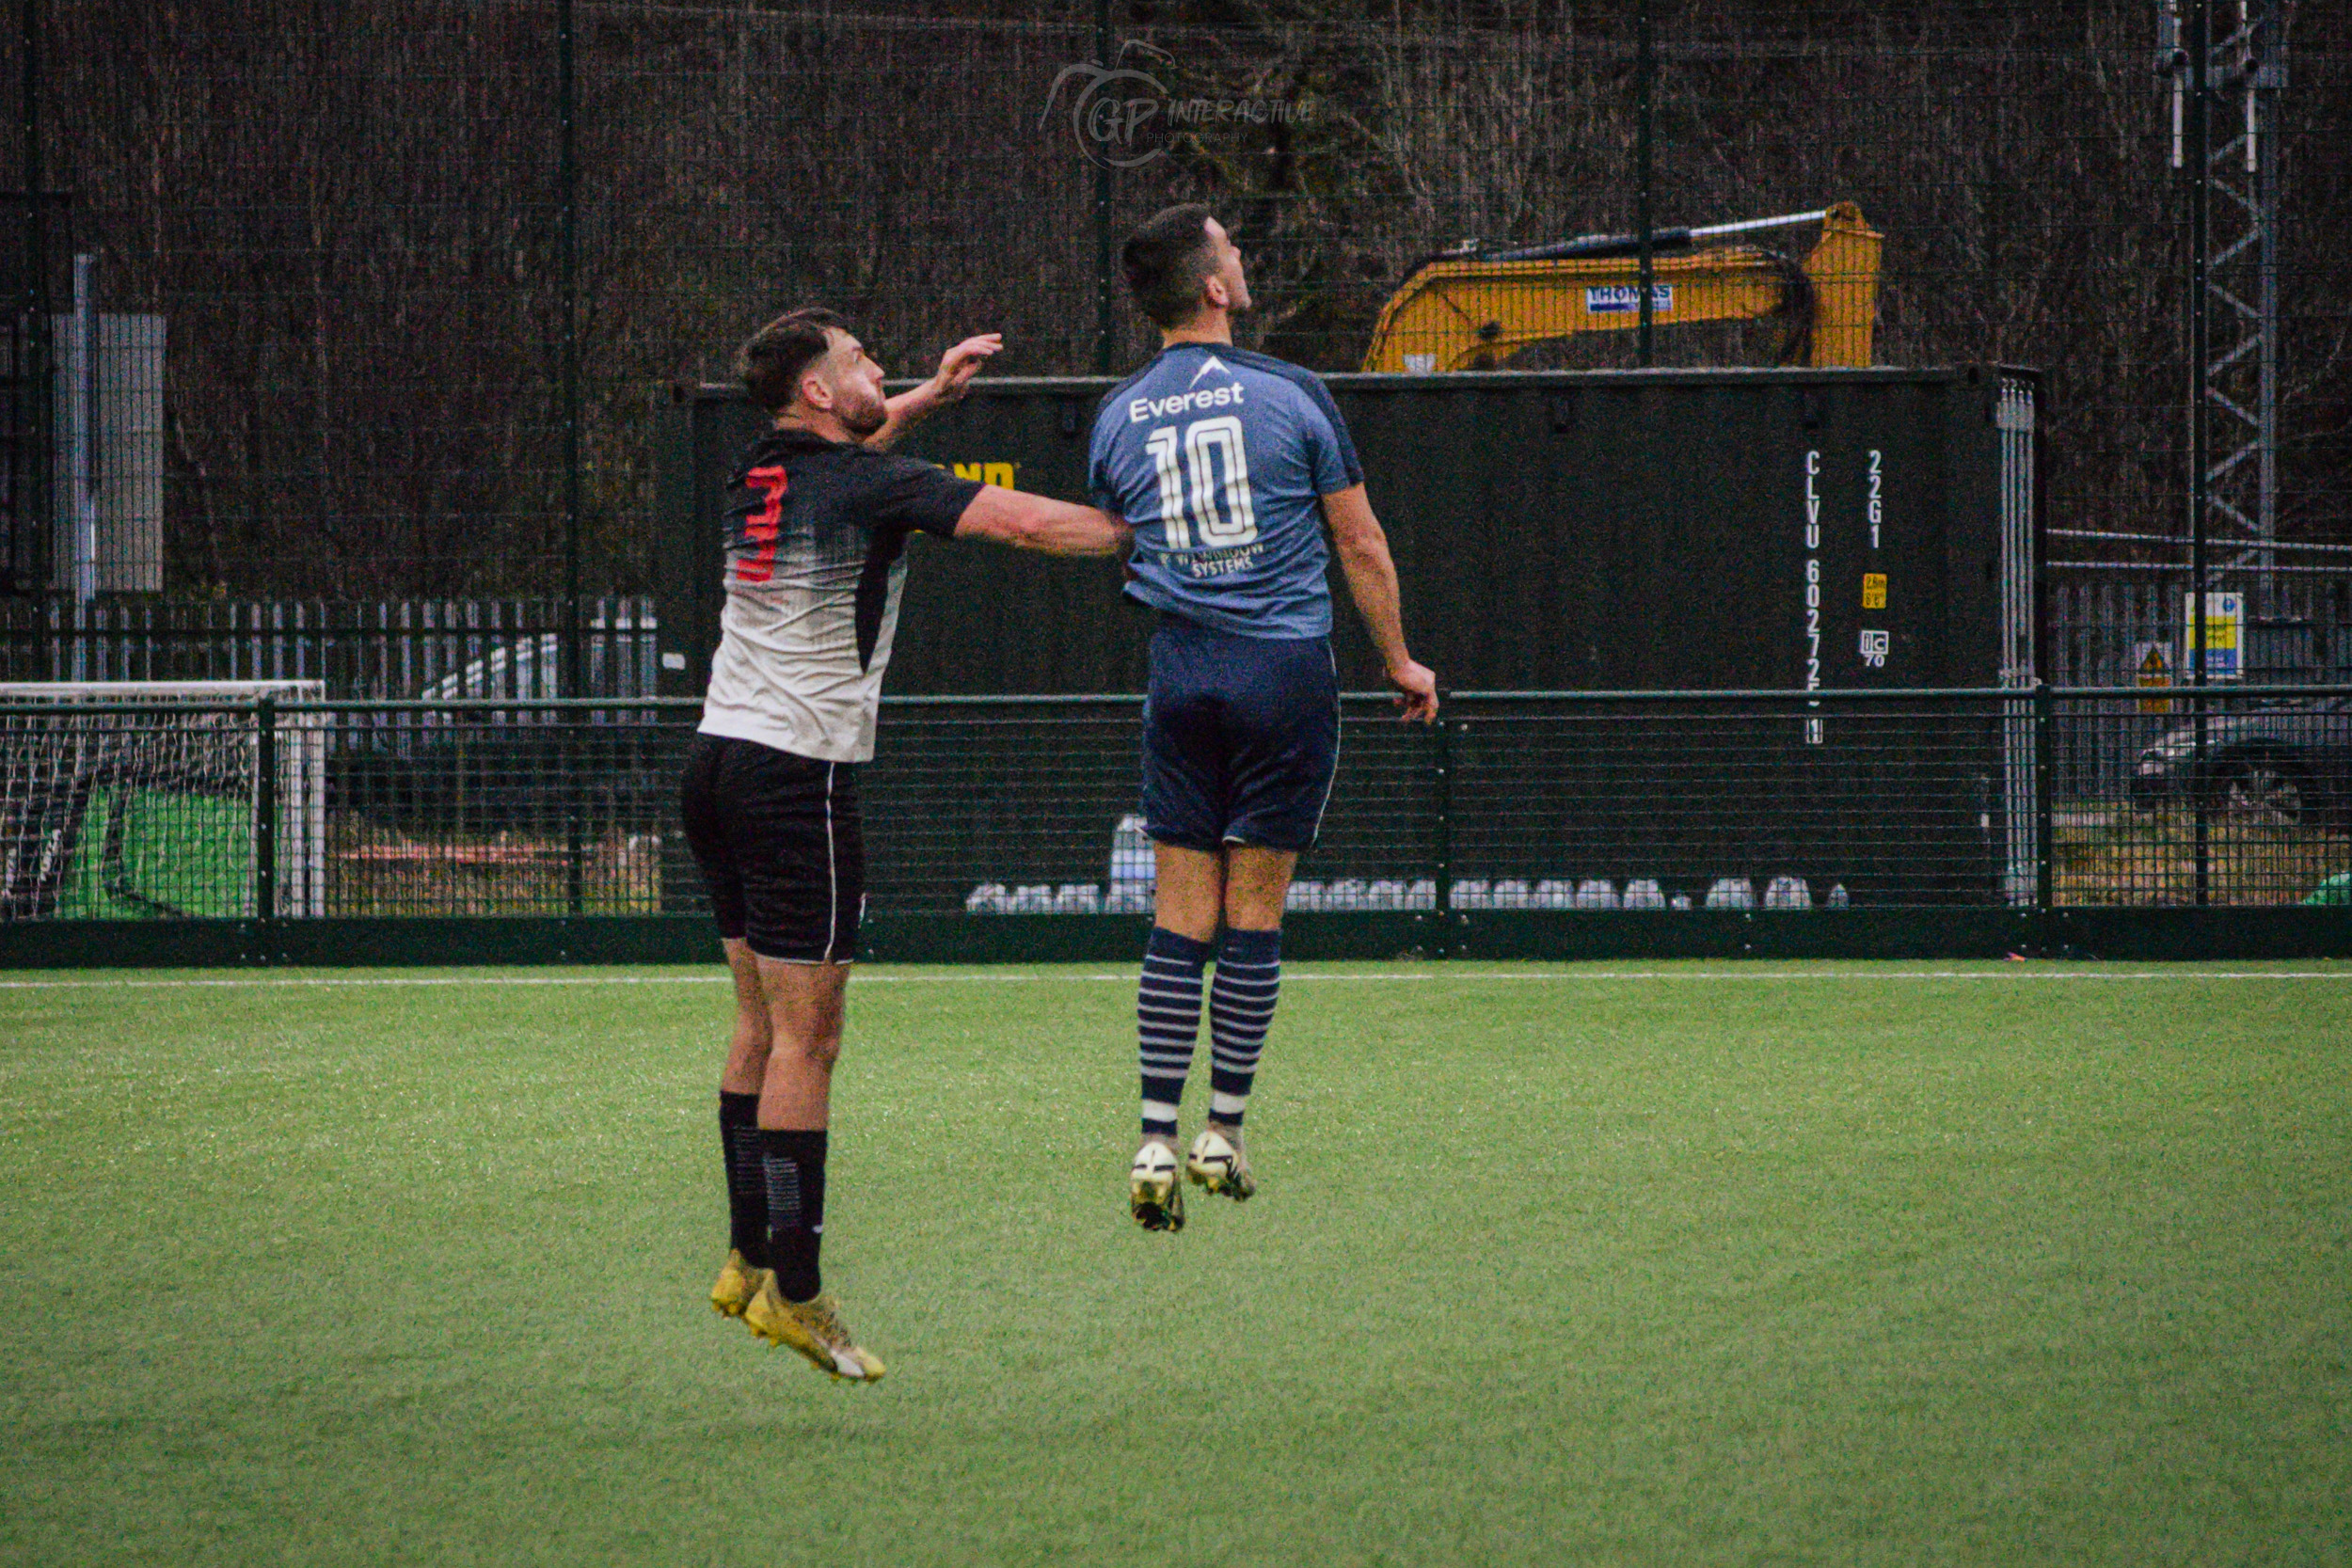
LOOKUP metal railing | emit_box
[6,685,2348,925]
[0,595,660,698]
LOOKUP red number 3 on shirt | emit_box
[737,466,788,583]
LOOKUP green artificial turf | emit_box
[2,962,2347,1566]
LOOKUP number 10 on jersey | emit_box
[1146,416,1259,550]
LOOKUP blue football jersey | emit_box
[1089,343,1364,640]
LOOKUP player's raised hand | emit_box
[1388,659,1439,723]
[932,333,1003,402]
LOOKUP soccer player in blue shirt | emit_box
[1089,205,1438,1231]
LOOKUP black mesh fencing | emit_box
[7,687,2348,924]
[2054,685,2352,907]
[1443,696,2014,910]
[5,3,2348,605]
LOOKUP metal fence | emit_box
[9,566,2348,841]
[2048,572,2352,687]
[7,687,2347,928]
[2045,568,2352,796]
[0,594,659,697]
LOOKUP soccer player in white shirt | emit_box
[690,309,1131,1379]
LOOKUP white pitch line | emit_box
[0,968,2347,991]
[0,974,728,990]
[1344,969,2352,982]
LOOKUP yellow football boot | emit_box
[709,1248,762,1318]
[743,1272,885,1383]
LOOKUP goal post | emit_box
[0,682,327,920]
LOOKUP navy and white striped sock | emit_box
[1208,927,1282,1127]
[1137,927,1213,1137]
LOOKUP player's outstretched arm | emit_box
[1322,484,1438,722]
[953,488,1133,557]
[866,333,1002,451]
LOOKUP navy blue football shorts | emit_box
[1140,613,1340,855]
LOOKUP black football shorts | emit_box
[679,733,864,964]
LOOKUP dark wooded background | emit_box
[19,1,2349,599]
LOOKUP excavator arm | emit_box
[1360,201,1883,372]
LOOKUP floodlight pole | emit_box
[558,0,581,703]
[2187,0,2211,907]
[1635,0,1655,367]
[21,0,51,602]
[2194,0,2284,606]
[17,0,34,296]
[558,0,585,913]
[1092,0,1115,374]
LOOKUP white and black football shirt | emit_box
[698,428,983,763]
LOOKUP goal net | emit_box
[0,682,326,920]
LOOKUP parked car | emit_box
[332,626,670,830]
[2129,696,2352,829]
[416,626,657,705]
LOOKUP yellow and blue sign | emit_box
[2182,591,2243,679]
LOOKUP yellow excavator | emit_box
[1360,201,1883,372]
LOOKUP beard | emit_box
[839,385,889,437]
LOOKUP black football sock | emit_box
[719,1092,767,1268]
[760,1128,830,1303]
